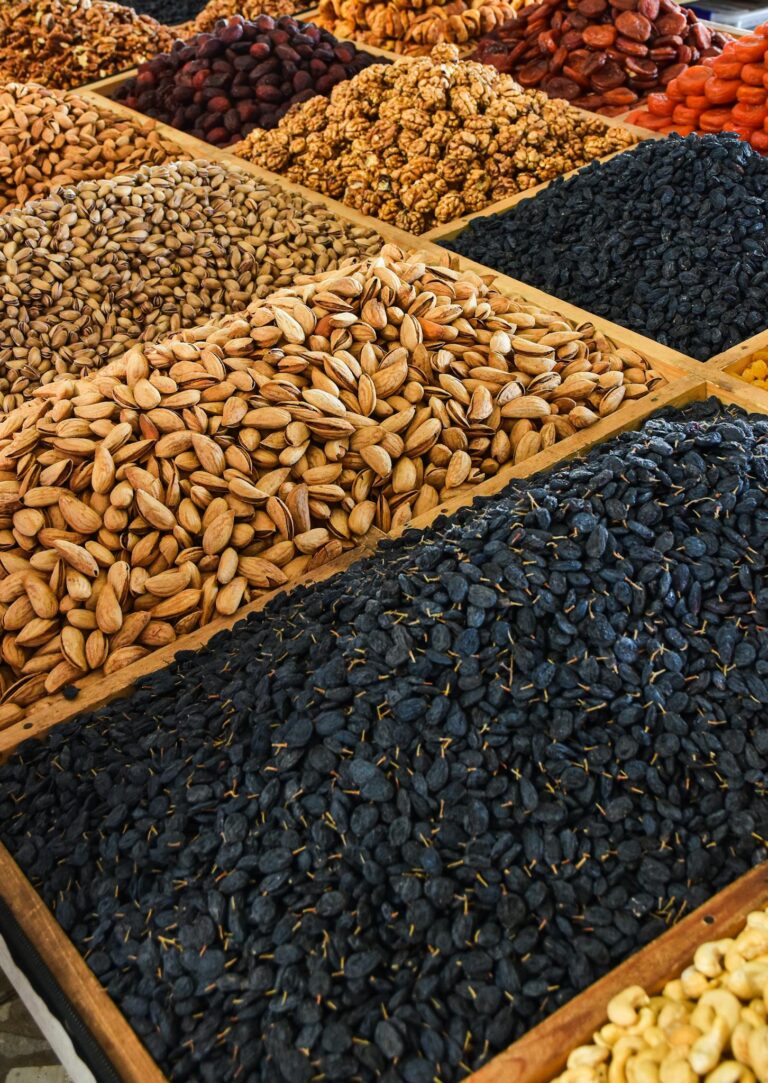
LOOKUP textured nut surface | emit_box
[236,43,637,232]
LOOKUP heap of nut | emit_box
[0,0,175,90]
[0,245,663,721]
[0,158,383,411]
[472,0,731,115]
[552,906,768,1083]
[315,0,519,55]
[235,44,637,232]
[0,81,185,212]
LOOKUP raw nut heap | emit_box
[115,15,381,147]
[553,906,768,1083]
[626,24,768,151]
[186,0,310,35]
[0,0,175,91]
[0,245,662,721]
[0,158,383,411]
[236,44,637,232]
[473,0,731,116]
[0,81,185,213]
[315,0,519,56]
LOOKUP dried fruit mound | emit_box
[626,22,768,152]
[0,158,382,410]
[0,81,185,213]
[236,43,637,233]
[0,0,174,91]
[115,14,381,148]
[185,0,312,34]
[472,0,731,116]
[3,397,768,1082]
[740,349,768,389]
[315,0,519,56]
[0,246,661,722]
[442,132,768,361]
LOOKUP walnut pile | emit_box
[235,45,638,233]
[0,0,174,90]
[315,0,519,54]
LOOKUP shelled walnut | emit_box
[236,44,637,232]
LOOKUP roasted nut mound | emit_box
[0,0,175,91]
[0,245,662,721]
[115,15,382,147]
[473,0,731,117]
[315,0,520,56]
[184,0,311,35]
[236,44,638,232]
[0,81,185,213]
[0,158,383,410]
[552,906,768,1083]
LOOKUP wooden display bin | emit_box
[0,374,767,1083]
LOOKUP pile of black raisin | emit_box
[441,133,768,362]
[2,397,768,1083]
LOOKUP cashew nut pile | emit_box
[552,907,768,1083]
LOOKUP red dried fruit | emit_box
[517,57,550,84]
[590,58,627,87]
[542,74,582,98]
[583,25,616,47]
[615,10,653,41]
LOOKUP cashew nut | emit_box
[748,1025,768,1082]
[659,1054,697,1083]
[689,1014,730,1074]
[695,941,734,979]
[726,964,768,1000]
[700,989,743,1032]
[568,1046,611,1070]
[609,987,651,1028]
[705,1062,756,1083]
[682,965,713,998]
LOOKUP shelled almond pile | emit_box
[0,246,663,721]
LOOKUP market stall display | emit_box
[0,0,175,90]
[314,0,519,56]
[235,43,638,232]
[441,132,768,361]
[471,0,732,115]
[114,15,383,147]
[0,80,185,211]
[1,395,767,1082]
[0,158,383,410]
[624,23,768,148]
[0,246,664,722]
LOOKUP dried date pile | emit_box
[0,246,661,721]
[115,14,380,147]
[472,0,730,116]
[0,158,382,408]
[315,0,518,56]
[0,81,185,212]
[236,43,637,232]
[443,132,768,361]
[3,397,768,1081]
[0,0,174,91]
[185,0,311,34]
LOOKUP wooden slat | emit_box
[471,863,768,1083]
[0,842,166,1083]
[708,325,768,372]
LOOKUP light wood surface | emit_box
[472,863,768,1083]
[0,843,166,1083]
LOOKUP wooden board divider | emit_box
[1,375,767,1083]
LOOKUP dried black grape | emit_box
[442,133,768,361]
[2,398,768,1081]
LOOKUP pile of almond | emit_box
[0,246,663,723]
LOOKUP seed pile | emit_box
[0,245,662,720]
[443,132,768,361]
[553,905,768,1083]
[0,0,175,91]
[115,15,380,147]
[0,158,383,409]
[0,81,185,213]
[2,397,768,1080]
[473,0,730,116]
[740,349,768,389]
[315,0,518,56]
[236,44,637,232]
[186,0,311,34]
[626,23,768,150]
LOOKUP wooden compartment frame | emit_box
[0,375,767,1083]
